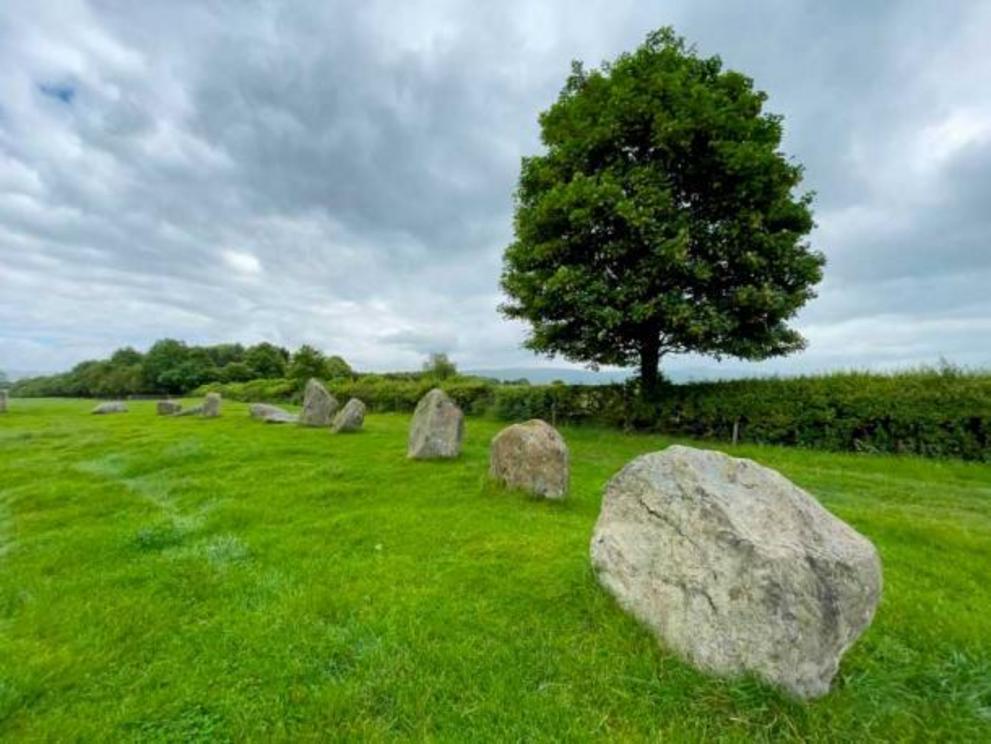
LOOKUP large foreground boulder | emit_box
[408,388,463,459]
[590,445,882,699]
[92,401,127,414]
[299,379,338,427]
[157,400,182,415]
[249,403,298,424]
[332,398,366,433]
[489,419,569,500]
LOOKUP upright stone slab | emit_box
[332,398,366,433]
[489,419,569,499]
[157,400,182,415]
[202,392,222,418]
[249,403,298,424]
[92,401,128,414]
[299,378,338,427]
[408,388,464,459]
[0,389,7,413]
[590,445,882,700]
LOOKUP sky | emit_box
[1,0,990,379]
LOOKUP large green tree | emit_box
[500,29,824,399]
[287,345,328,388]
[142,339,189,392]
[244,342,289,379]
[422,352,457,381]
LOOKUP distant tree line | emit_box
[9,340,353,398]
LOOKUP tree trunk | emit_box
[639,334,661,401]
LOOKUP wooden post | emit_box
[732,418,740,446]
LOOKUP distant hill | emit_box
[466,367,632,385]
[465,365,751,385]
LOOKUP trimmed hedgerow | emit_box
[194,367,991,460]
[195,378,295,403]
[650,369,991,460]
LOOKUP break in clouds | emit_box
[1,0,990,378]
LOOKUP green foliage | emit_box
[244,343,289,380]
[649,368,991,460]
[501,28,824,396]
[137,340,220,394]
[287,345,329,389]
[1,400,989,740]
[13,334,991,461]
[324,355,353,379]
[218,361,254,383]
[109,346,143,367]
[142,339,191,393]
[11,340,348,398]
[204,343,245,368]
[422,352,458,381]
[156,348,217,394]
[200,367,991,460]
[195,377,295,403]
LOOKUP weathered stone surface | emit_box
[408,388,464,459]
[0,390,7,413]
[173,393,221,418]
[249,403,298,424]
[202,392,222,418]
[92,401,128,414]
[332,398,366,433]
[489,419,569,499]
[157,400,182,415]
[590,445,882,700]
[299,378,338,427]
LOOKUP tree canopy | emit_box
[500,28,824,398]
[422,352,458,380]
[244,343,289,380]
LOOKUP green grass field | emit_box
[1,399,989,741]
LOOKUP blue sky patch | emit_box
[39,82,75,104]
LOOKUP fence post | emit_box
[732,418,740,446]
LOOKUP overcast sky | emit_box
[1,1,990,378]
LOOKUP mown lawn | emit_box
[0,398,989,741]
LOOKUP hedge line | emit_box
[195,368,991,460]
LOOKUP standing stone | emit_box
[489,419,569,500]
[408,388,464,459]
[332,398,366,433]
[299,379,338,427]
[202,392,222,418]
[92,401,128,414]
[157,400,182,415]
[174,393,220,418]
[590,445,882,700]
[249,403,298,424]
[0,389,7,413]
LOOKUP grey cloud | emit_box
[1,0,990,376]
